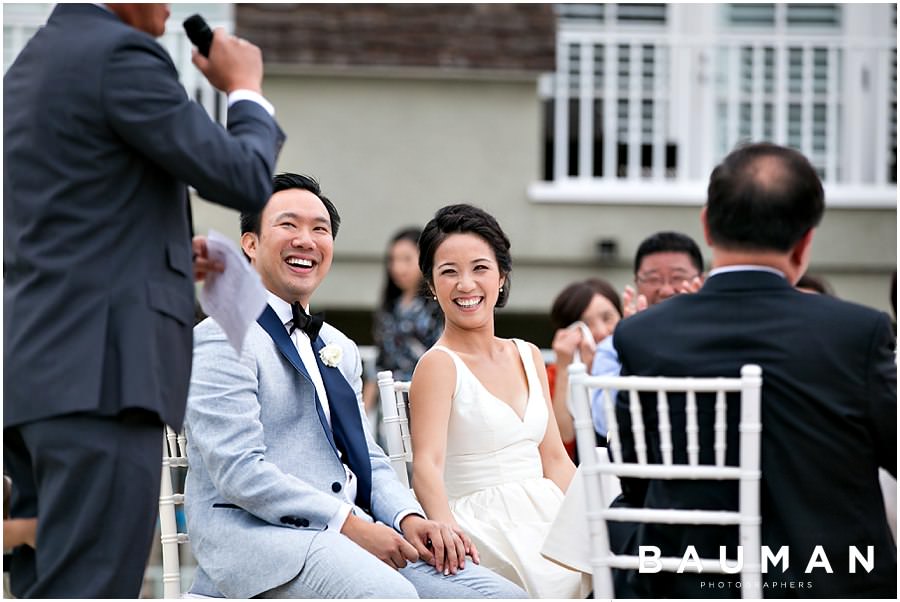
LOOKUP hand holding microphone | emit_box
[183,14,263,94]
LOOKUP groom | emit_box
[184,173,525,598]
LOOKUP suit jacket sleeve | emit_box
[337,337,425,527]
[866,312,897,477]
[102,33,284,212]
[187,326,348,530]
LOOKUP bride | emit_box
[409,204,587,598]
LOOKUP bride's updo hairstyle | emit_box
[418,204,513,308]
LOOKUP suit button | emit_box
[299,518,309,527]
[332,482,342,493]
[280,516,293,525]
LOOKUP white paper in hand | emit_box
[198,229,268,353]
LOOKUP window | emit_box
[724,4,842,28]
[542,4,673,182]
[538,3,896,199]
[556,3,667,26]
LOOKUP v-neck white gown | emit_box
[431,340,588,599]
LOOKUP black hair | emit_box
[380,226,425,312]
[634,231,704,275]
[706,142,824,252]
[239,173,341,239]
[418,204,512,308]
[550,278,623,331]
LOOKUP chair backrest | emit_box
[376,370,412,488]
[567,362,763,599]
[160,425,189,599]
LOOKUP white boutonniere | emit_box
[319,343,343,368]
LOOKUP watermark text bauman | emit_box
[638,545,875,574]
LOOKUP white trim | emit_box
[265,62,542,83]
[527,180,898,208]
[558,28,896,49]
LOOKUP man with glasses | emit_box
[590,231,704,439]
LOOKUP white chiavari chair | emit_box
[568,362,763,599]
[160,425,189,598]
[376,370,412,488]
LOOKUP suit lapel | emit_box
[312,336,373,511]
[256,305,338,453]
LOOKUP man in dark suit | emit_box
[3,4,284,597]
[611,142,896,597]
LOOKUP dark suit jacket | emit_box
[3,4,285,430]
[611,269,896,598]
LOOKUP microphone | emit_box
[183,14,213,58]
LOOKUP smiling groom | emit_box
[183,173,526,598]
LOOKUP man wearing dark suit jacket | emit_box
[3,4,284,597]
[611,142,896,598]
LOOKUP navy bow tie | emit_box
[290,302,324,340]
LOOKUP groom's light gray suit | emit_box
[185,307,525,598]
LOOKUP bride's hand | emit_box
[450,525,480,565]
[400,515,466,574]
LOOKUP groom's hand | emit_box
[341,513,418,570]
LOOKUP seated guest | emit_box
[362,227,442,436]
[591,231,704,438]
[611,142,896,597]
[184,175,525,598]
[547,278,622,458]
[410,204,588,598]
[373,227,443,384]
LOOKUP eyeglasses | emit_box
[635,273,699,290]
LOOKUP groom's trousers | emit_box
[248,527,527,598]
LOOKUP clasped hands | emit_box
[342,512,479,574]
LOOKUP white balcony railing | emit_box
[531,28,897,207]
[3,4,230,124]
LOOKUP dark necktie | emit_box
[289,302,324,340]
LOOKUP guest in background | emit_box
[591,231,704,439]
[796,272,834,295]
[547,279,622,459]
[410,204,587,598]
[362,228,443,433]
[374,227,443,385]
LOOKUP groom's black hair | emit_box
[240,173,341,240]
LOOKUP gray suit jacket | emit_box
[3,3,284,430]
[185,317,423,598]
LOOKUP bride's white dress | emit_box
[431,340,588,599]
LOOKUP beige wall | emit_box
[192,70,897,316]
